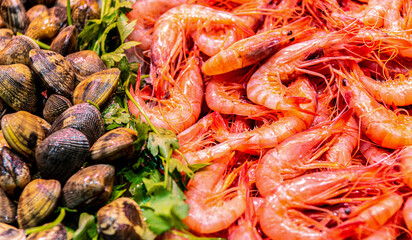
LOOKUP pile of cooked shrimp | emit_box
[126,0,412,238]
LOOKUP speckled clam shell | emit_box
[0,64,39,113]
[90,128,137,163]
[0,188,16,224]
[0,35,40,65]
[0,147,31,196]
[97,197,147,240]
[0,0,28,33]
[25,6,67,42]
[48,103,104,145]
[1,111,45,158]
[0,29,13,37]
[29,49,75,97]
[17,179,61,229]
[49,25,78,56]
[42,94,72,123]
[26,4,47,22]
[0,36,11,51]
[62,164,115,209]
[0,222,25,239]
[70,0,100,32]
[66,50,106,84]
[35,128,89,182]
[73,68,120,108]
[27,223,66,240]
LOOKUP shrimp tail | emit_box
[211,112,230,142]
[283,96,317,116]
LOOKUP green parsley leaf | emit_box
[72,213,98,240]
[147,128,180,158]
[117,13,137,43]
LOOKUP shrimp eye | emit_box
[344,208,351,215]
[287,31,293,35]
[289,37,295,42]
[342,78,348,86]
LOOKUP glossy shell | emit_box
[62,164,115,209]
[66,50,106,83]
[70,0,100,32]
[49,25,78,56]
[35,128,89,182]
[42,94,72,123]
[27,223,66,240]
[0,64,39,113]
[26,4,47,23]
[0,35,40,65]
[1,111,45,158]
[25,6,67,42]
[73,68,120,107]
[0,222,25,239]
[0,0,28,33]
[0,188,16,224]
[29,49,75,97]
[0,147,31,196]
[90,128,137,163]
[48,103,104,145]
[97,197,148,240]
[17,179,61,228]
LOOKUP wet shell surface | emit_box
[0,222,25,239]
[35,128,89,182]
[42,94,72,123]
[90,128,137,163]
[17,179,61,228]
[62,164,115,209]
[0,35,40,65]
[1,111,45,158]
[0,29,13,37]
[26,4,47,22]
[97,197,148,240]
[0,147,31,196]
[70,0,100,32]
[48,103,104,145]
[49,25,78,56]
[73,68,120,108]
[27,223,66,240]
[25,6,67,42]
[0,36,11,51]
[0,188,16,224]
[29,49,75,97]
[0,64,39,113]
[0,0,28,33]
[66,50,106,83]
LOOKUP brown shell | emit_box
[48,103,104,145]
[0,64,39,113]
[29,49,75,97]
[90,128,137,163]
[70,0,100,32]
[42,94,72,123]
[17,179,61,228]
[35,128,89,182]
[73,68,120,108]
[97,197,148,240]
[66,50,106,83]
[0,35,40,65]
[25,6,67,42]
[0,36,11,51]
[0,29,13,37]
[0,132,10,153]
[0,0,28,33]
[62,164,115,209]
[49,25,78,56]
[27,223,67,240]
[0,188,16,224]
[26,4,47,22]
[0,147,31,196]
[1,111,45,158]
[0,223,25,239]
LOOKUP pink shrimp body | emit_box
[397,145,412,188]
[403,196,412,232]
[183,155,246,234]
[255,109,353,197]
[201,17,314,76]
[128,55,203,134]
[360,141,394,165]
[126,0,187,50]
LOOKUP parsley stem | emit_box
[16,33,50,50]
[25,209,66,235]
[66,0,72,26]
[125,80,160,135]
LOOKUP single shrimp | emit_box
[336,62,412,149]
[151,4,253,98]
[126,0,187,50]
[246,30,351,113]
[359,140,394,165]
[258,166,382,240]
[201,16,314,76]
[128,54,203,134]
[255,109,353,197]
[183,154,247,234]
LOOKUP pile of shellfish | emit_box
[0,1,151,238]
